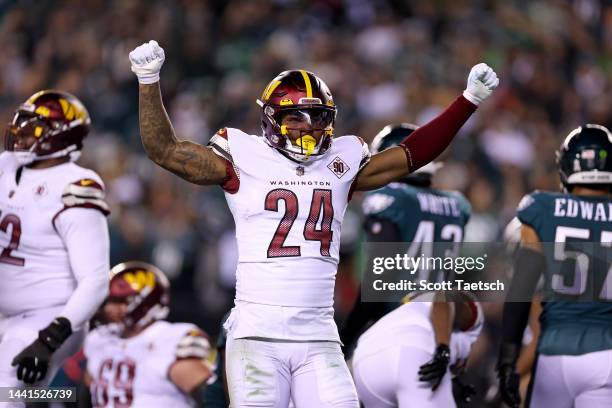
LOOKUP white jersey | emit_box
[355,295,484,365]
[209,128,370,341]
[0,152,108,316]
[210,128,370,307]
[85,320,211,408]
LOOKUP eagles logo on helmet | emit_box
[257,70,336,163]
[557,124,612,192]
[4,90,91,165]
[101,261,170,336]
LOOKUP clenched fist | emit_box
[463,63,499,105]
[129,40,166,85]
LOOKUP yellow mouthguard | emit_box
[296,135,317,156]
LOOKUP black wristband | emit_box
[436,343,451,360]
[39,317,72,351]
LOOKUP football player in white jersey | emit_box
[128,40,499,407]
[351,292,483,408]
[84,261,212,408]
[0,91,110,401]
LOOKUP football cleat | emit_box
[257,70,336,162]
[4,90,91,165]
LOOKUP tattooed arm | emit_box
[138,83,227,185]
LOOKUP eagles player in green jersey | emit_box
[341,124,473,398]
[498,124,612,408]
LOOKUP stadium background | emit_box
[1,0,611,406]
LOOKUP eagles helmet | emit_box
[106,261,170,334]
[257,70,336,162]
[4,90,91,165]
[371,123,442,186]
[557,124,612,191]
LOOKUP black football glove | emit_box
[418,343,451,391]
[497,363,520,408]
[12,317,72,384]
[452,376,476,404]
[497,342,521,408]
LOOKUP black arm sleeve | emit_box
[190,380,209,407]
[340,217,401,350]
[498,246,545,366]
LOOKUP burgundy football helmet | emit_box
[4,90,91,165]
[107,261,170,333]
[257,70,336,162]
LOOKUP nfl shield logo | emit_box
[296,166,305,176]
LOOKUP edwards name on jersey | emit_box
[518,190,612,355]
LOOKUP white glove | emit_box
[129,40,165,85]
[463,63,499,105]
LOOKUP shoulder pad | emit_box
[207,128,241,193]
[61,178,109,215]
[450,190,472,222]
[176,328,211,360]
[516,191,545,230]
[356,136,371,172]
[208,128,233,163]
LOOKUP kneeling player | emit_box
[351,292,483,408]
[84,262,212,408]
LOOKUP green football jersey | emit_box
[517,190,612,355]
[363,182,471,243]
[363,182,471,291]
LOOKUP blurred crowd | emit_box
[1,0,611,405]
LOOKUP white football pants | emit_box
[352,344,455,408]
[527,350,612,408]
[226,336,359,407]
[0,306,83,408]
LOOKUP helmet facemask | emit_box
[5,112,51,164]
[261,104,335,162]
[258,70,337,163]
[4,91,90,165]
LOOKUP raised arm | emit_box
[130,40,227,185]
[354,63,499,191]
